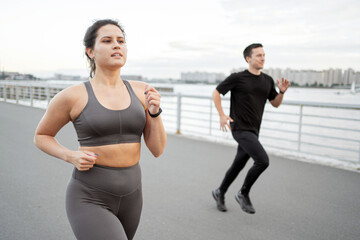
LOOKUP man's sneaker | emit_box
[212,189,227,212]
[235,193,256,214]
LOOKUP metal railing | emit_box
[1,81,360,164]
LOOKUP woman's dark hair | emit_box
[83,19,126,78]
[243,43,263,62]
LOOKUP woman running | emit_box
[34,19,167,240]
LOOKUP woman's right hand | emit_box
[65,150,97,171]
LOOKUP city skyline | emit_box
[3,67,360,88]
[1,0,359,79]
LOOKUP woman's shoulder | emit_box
[52,82,87,105]
[126,80,148,95]
[127,80,162,92]
[127,80,147,88]
[66,81,86,91]
[126,80,147,107]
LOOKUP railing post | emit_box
[176,93,182,134]
[46,86,50,106]
[15,86,19,104]
[297,105,303,152]
[0,84,3,101]
[209,99,213,135]
[4,85,7,102]
[358,142,360,164]
[30,85,34,107]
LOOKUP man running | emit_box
[212,43,290,214]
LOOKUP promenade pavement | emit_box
[1,101,360,240]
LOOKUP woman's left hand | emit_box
[144,85,161,115]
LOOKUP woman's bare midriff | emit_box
[79,143,141,168]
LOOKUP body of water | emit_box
[44,80,360,105]
[167,83,360,105]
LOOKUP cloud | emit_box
[1,0,359,79]
[168,41,213,52]
[219,0,360,45]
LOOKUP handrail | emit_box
[1,81,359,164]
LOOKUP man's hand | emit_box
[220,115,234,132]
[277,78,291,93]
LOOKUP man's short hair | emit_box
[243,43,263,62]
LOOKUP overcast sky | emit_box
[0,0,359,79]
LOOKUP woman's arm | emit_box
[143,84,167,157]
[131,81,167,157]
[34,86,97,171]
[143,110,167,157]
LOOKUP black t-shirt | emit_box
[216,70,278,135]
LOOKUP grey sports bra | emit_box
[73,80,146,147]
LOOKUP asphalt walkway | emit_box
[1,101,360,240]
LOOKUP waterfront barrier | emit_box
[1,81,359,164]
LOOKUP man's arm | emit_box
[212,89,233,132]
[270,92,284,107]
[270,77,290,108]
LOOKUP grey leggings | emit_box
[66,163,142,240]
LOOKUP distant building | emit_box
[0,71,37,80]
[344,68,360,85]
[230,67,247,74]
[54,74,85,80]
[121,75,142,81]
[181,71,225,84]
[282,69,322,86]
[256,68,359,87]
[322,68,342,87]
[263,68,283,83]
